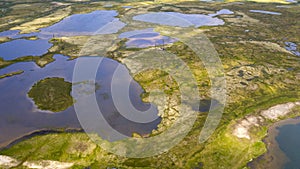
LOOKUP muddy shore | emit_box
[248,117,300,169]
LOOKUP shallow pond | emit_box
[0,55,160,147]
[0,39,52,60]
[249,10,282,15]
[285,42,300,57]
[209,9,234,17]
[133,12,225,28]
[119,28,177,48]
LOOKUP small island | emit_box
[28,77,73,112]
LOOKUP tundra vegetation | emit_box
[0,0,299,169]
[28,77,73,112]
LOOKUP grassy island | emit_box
[28,77,73,112]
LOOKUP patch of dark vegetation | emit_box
[28,77,73,112]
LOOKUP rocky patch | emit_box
[233,102,300,139]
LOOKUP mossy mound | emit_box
[28,77,73,112]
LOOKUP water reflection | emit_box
[0,10,125,61]
[41,10,126,37]
[0,39,52,60]
[0,55,160,147]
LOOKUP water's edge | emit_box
[248,118,300,169]
[0,128,84,151]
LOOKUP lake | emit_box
[249,118,300,169]
[0,8,226,148]
[0,55,161,147]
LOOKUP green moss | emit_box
[28,77,73,112]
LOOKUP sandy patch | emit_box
[51,2,71,6]
[261,102,300,120]
[0,155,20,167]
[233,116,264,139]
[233,102,300,139]
[0,37,10,43]
[23,160,74,169]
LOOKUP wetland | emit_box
[0,0,299,168]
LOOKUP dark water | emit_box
[276,122,300,169]
[0,39,52,60]
[0,55,160,147]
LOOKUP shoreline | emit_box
[248,117,300,169]
[0,128,84,151]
